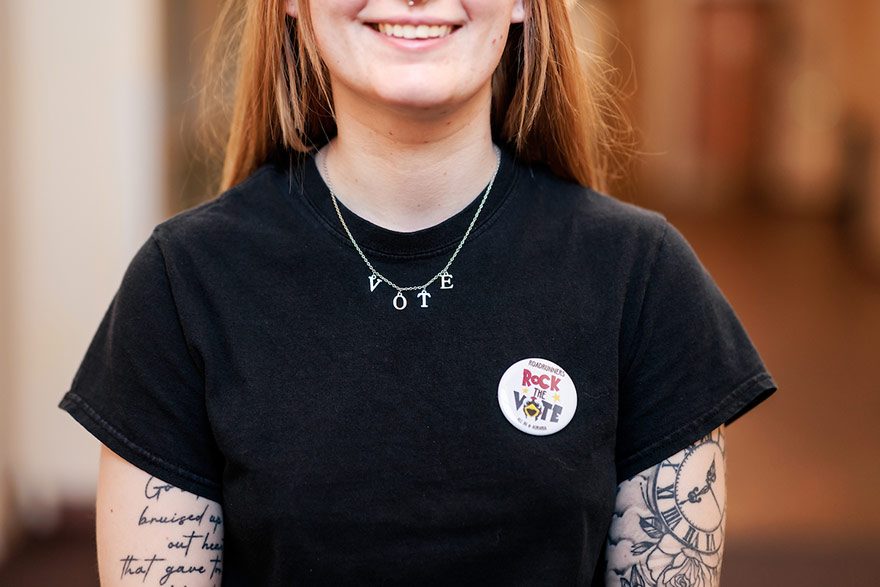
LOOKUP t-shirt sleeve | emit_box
[58,232,224,502]
[615,218,778,483]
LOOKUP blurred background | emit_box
[1,0,878,585]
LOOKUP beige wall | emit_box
[0,0,14,562]
[0,0,165,550]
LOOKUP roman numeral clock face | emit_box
[652,428,726,554]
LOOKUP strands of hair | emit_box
[198,0,636,196]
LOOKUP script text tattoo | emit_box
[117,475,224,585]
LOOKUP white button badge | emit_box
[497,358,577,436]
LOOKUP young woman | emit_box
[59,1,777,585]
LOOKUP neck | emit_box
[318,84,499,233]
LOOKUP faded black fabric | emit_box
[59,145,777,585]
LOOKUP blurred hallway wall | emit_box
[0,0,166,554]
[829,0,880,268]
[759,0,880,266]
[599,0,880,271]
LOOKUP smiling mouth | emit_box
[368,23,460,40]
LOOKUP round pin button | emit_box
[497,358,577,436]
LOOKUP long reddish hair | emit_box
[202,0,633,193]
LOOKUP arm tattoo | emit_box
[116,475,223,585]
[605,427,726,587]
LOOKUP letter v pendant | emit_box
[322,144,501,311]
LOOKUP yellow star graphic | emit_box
[553,393,560,402]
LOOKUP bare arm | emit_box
[96,444,224,586]
[603,425,727,586]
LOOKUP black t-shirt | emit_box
[58,145,777,585]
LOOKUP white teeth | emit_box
[376,23,453,39]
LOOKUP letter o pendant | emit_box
[393,291,407,310]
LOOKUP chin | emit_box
[371,83,471,114]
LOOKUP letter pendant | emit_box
[417,288,431,308]
[439,271,453,289]
[392,291,407,310]
[368,273,381,292]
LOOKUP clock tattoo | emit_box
[604,426,727,587]
[652,428,726,554]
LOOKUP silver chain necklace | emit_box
[320,144,502,311]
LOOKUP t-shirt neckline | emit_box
[297,144,519,259]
